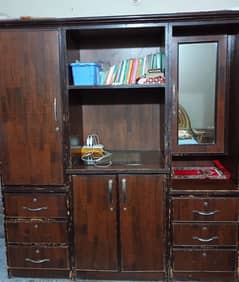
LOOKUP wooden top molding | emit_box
[1,10,239,28]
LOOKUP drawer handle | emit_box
[192,236,218,242]
[192,210,219,216]
[22,206,48,212]
[25,258,50,264]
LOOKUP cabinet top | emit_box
[1,10,239,28]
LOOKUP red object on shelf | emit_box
[173,160,231,180]
[213,159,231,179]
[174,169,203,176]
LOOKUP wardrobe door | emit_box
[0,30,64,185]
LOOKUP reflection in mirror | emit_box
[177,42,217,145]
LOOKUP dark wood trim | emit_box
[172,271,236,282]
[1,11,239,28]
[1,186,69,193]
[76,270,166,280]
[8,269,70,279]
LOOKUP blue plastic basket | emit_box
[71,62,100,86]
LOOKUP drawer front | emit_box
[4,193,67,218]
[6,222,68,243]
[173,223,237,246]
[172,271,236,282]
[171,179,233,191]
[7,246,69,269]
[173,249,236,271]
[172,198,238,221]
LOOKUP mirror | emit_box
[177,42,217,145]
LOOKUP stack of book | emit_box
[99,52,165,86]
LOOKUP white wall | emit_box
[0,0,239,19]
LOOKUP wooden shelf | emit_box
[67,150,168,174]
[67,83,166,91]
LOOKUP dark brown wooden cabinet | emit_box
[171,194,239,281]
[73,174,165,276]
[0,29,67,278]
[0,30,64,185]
[0,10,239,282]
[4,192,70,277]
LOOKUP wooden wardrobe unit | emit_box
[0,11,238,281]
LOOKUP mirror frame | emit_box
[172,35,227,154]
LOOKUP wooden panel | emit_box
[227,34,239,186]
[119,174,165,271]
[173,249,236,271]
[7,246,69,269]
[76,270,165,280]
[171,178,234,190]
[173,223,237,246]
[8,269,70,278]
[0,30,63,185]
[172,198,238,221]
[6,222,68,243]
[82,103,161,150]
[173,271,236,282]
[73,175,118,271]
[4,193,67,218]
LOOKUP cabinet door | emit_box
[0,30,63,185]
[172,35,227,154]
[73,175,118,270]
[119,174,165,271]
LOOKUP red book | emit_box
[129,58,139,84]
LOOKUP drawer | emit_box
[172,198,238,221]
[6,221,68,243]
[4,193,67,218]
[172,271,236,282]
[7,245,69,269]
[173,249,236,271]
[171,179,234,190]
[173,223,237,246]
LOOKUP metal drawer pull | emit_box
[53,97,57,122]
[192,210,219,216]
[108,179,114,211]
[122,178,127,211]
[25,258,50,264]
[192,236,218,242]
[22,206,48,212]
